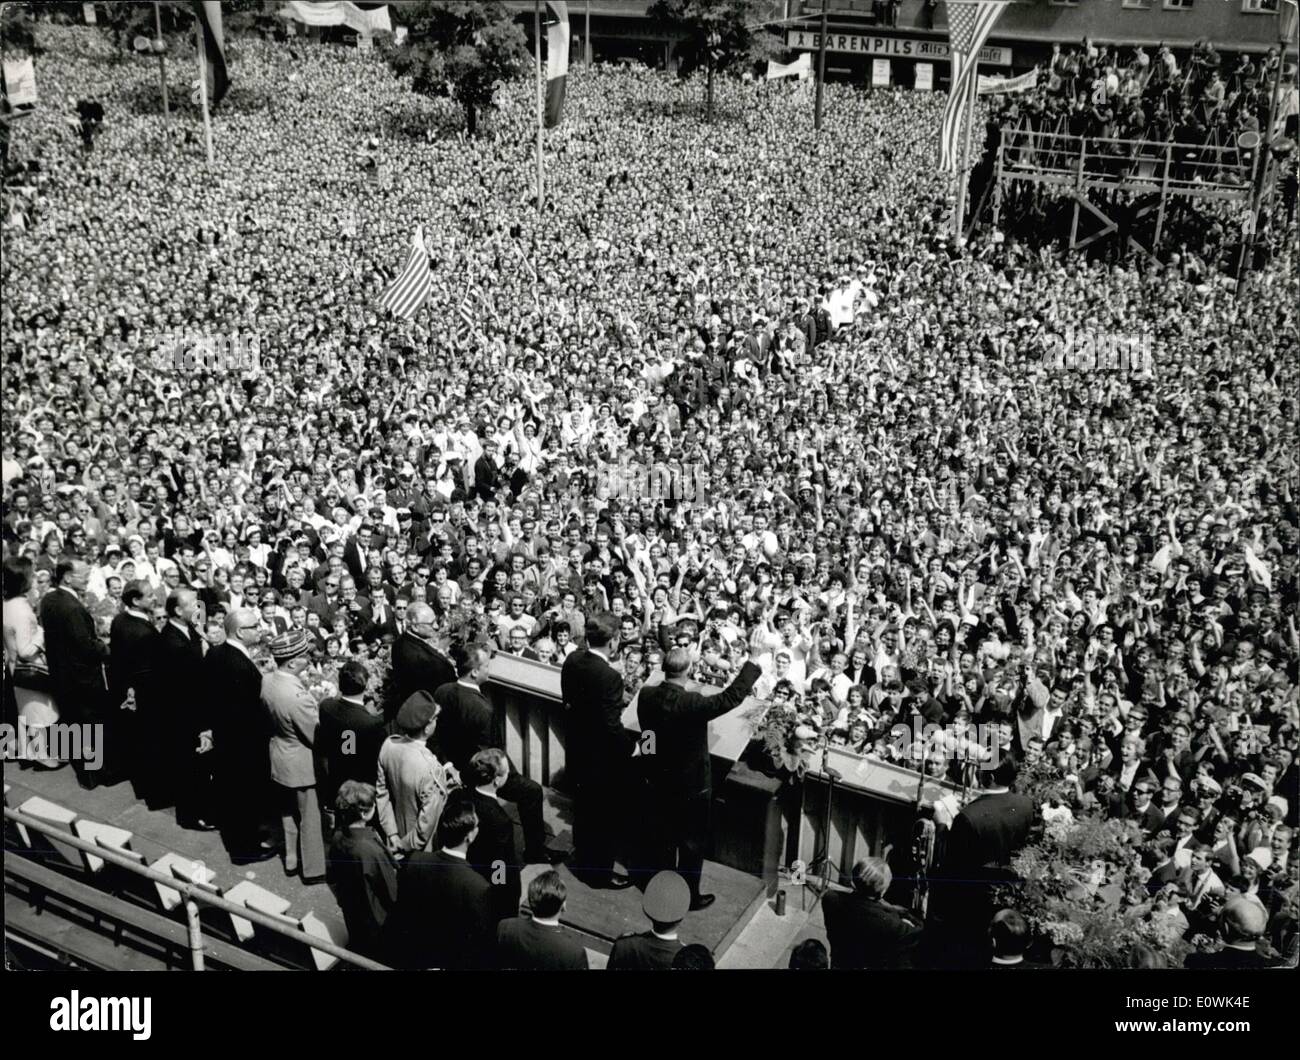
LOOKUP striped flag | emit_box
[379,225,432,321]
[193,1,230,106]
[545,1,570,128]
[939,1,1008,173]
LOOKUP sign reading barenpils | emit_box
[786,30,1012,67]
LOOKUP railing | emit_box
[3,807,389,972]
[997,126,1255,200]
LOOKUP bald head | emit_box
[225,607,260,645]
[1220,898,1267,943]
[407,602,436,630]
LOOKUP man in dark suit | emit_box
[326,780,397,961]
[474,439,501,502]
[40,559,116,788]
[561,612,635,889]
[382,791,496,970]
[206,608,277,864]
[1184,899,1283,969]
[433,643,553,863]
[931,759,1034,967]
[607,870,689,970]
[497,870,589,971]
[150,588,212,829]
[822,858,923,970]
[314,659,387,825]
[1125,776,1166,835]
[342,525,374,587]
[388,603,455,724]
[465,748,523,922]
[109,580,156,799]
[636,632,763,909]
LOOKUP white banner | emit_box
[787,29,1011,66]
[977,67,1038,96]
[871,58,891,88]
[915,62,933,91]
[280,2,392,35]
[765,53,812,80]
[3,57,37,107]
[82,3,97,24]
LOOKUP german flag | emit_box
[194,1,230,106]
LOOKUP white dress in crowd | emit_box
[2,592,61,767]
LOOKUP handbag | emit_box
[11,651,52,694]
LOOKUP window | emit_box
[1121,0,1152,9]
[1242,0,1279,14]
[1049,0,1080,6]
[1163,0,1193,10]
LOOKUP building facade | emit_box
[525,1,1296,87]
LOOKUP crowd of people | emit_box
[2,21,1298,970]
[1000,37,1287,151]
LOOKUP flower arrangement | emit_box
[995,759,1194,969]
[743,694,828,778]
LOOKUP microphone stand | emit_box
[910,754,934,920]
[804,756,843,913]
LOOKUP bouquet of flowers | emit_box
[994,789,1193,968]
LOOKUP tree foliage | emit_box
[648,0,781,121]
[386,1,528,137]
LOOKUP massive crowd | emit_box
[2,23,1298,969]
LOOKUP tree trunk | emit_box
[706,61,714,124]
[465,101,478,137]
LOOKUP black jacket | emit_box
[382,850,495,970]
[389,632,456,722]
[204,643,270,780]
[432,680,499,776]
[314,696,387,806]
[108,611,154,706]
[466,788,522,920]
[607,931,682,970]
[560,648,631,785]
[39,587,107,708]
[152,622,207,749]
[637,661,761,797]
[821,891,923,970]
[497,916,589,971]
[327,824,398,959]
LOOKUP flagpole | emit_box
[534,0,545,212]
[814,0,828,131]
[197,25,214,169]
[954,64,978,243]
[585,0,591,66]
[155,4,169,128]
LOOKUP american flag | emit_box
[939,1,1010,173]
[379,224,432,321]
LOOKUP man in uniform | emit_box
[376,690,451,854]
[607,870,690,970]
[635,629,764,909]
[262,629,325,882]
